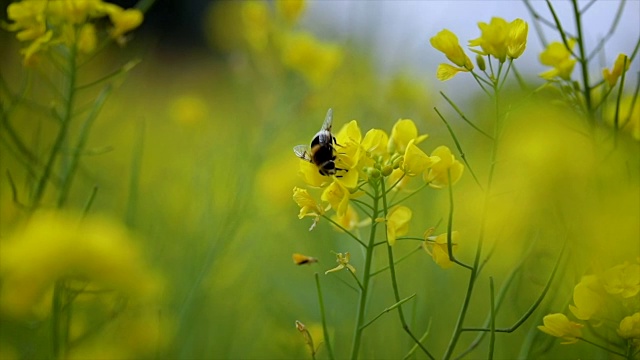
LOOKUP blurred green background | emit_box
[1,1,639,359]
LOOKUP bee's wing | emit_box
[321,108,333,132]
[293,145,312,162]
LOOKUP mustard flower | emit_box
[281,31,343,88]
[6,1,48,41]
[423,231,459,269]
[402,139,439,177]
[430,29,474,69]
[106,7,144,44]
[618,313,640,341]
[241,1,270,51]
[0,211,160,318]
[321,181,350,218]
[77,23,97,54]
[361,128,389,158]
[276,0,306,23]
[331,204,368,232]
[601,262,640,298]
[468,17,527,62]
[388,119,428,154]
[325,252,356,274]
[539,40,577,80]
[386,206,412,246]
[604,95,640,140]
[293,187,326,230]
[602,54,630,87]
[568,275,604,321]
[538,313,584,344]
[424,146,464,188]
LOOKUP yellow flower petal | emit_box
[430,29,473,69]
[538,313,583,344]
[386,206,412,246]
[388,119,428,154]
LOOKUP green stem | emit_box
[488,277,496,360]
[571,0,593,116]
[349,180,379,360]
[315,273,335,360]
[381,181,434,359]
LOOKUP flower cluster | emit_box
[6,0,143,64]
[431,17,528,81]
[239,0,343,88]
[539,260,640,350]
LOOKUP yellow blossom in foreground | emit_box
[388,119,428,154]
[423,231,459,269]
[602,54,630,87]
[424,146,464,188]
[281,31,343,87]
[538,313,584,344]
[469,17,509,62]
[604,95,640,140]
[618,313,640,340]
[325,252,355,274]
[568,275,604,321]
[506,18,528,59]
[293,187,325,230]
[430,29,473,69]
[539,40,577,80]
[601,262,640,298]
[0,211,160,318]
[321,181,350,218]
[386,206,412,246]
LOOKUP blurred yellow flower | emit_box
[281,31,343,88]
[325,252,355,274]
[424,146,463,188]
[430,29,474,69]
[402,139,438,177]
[423,231,459,269]
[77,23,97,53]
[293,187,325,230]
[388,119,428,154]
[169,95,209,125]
[604,94,640,140]
[602,54,630,87]
[618,313,640,341]
[241,1,270,51]
[0,211,160,318]
[538,313,584,344]
[601,262,640,298]
[539,40,577,80]
[468,17,527,62]
[6,1,47,41]
[276,0,306,23]
[107,7,144,43]
[331,204,368,232]
[386,205,412,246]
[436,63,473,81]
[568,275,604,321]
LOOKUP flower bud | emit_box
[476,54,486,71]
[381,165,393,177]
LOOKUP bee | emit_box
[293,108,346,176]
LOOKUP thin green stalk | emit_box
[57,85,112,208]
[32,37,78,210]
[545,0,578,58]
[370,246,422,277]
[322,215,367,248]
[381,181,434,359]
[52,280,65,359]
[81,186,98,219]
[349,180,380,360]
[359,294,416,331]
[578,337,627,358]
[613,56,628,146]
[488,277,496,360]
[446,170,472,270]
[439,92,493,140]
[571,0,593,115]
[315,273,335,360]
[125,120,145,227]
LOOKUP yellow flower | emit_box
[568,275,604,321]
[321,181,350,218]
[331,204,368,232]
[538,313,584,344]
[602,54,630,87]
[506,18,528,59]
[241,1,270,51]
[436,63,473,81]
[618,313,640,340]
[424,146,463,188]
[388,119,428,154]
[539,40,577,80]
[107,7,144,43]
[293,187,325,230]
[361,128,389,158]
[0,211,160,318]
[325,252,355,274]
[276,0,306,23]
[423,231,459,269]
[386,206,412,246]
[298,159,332,188]
[402,139,439,177]
[6,1,48,41]
[77,23,97,54]
[430,29,473,69]
[604,94,640,140]
[281,31,343,88]
[601,262,640,298]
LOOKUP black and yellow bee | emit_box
[293,108,346,176]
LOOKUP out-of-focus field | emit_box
[1,2,639,359]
